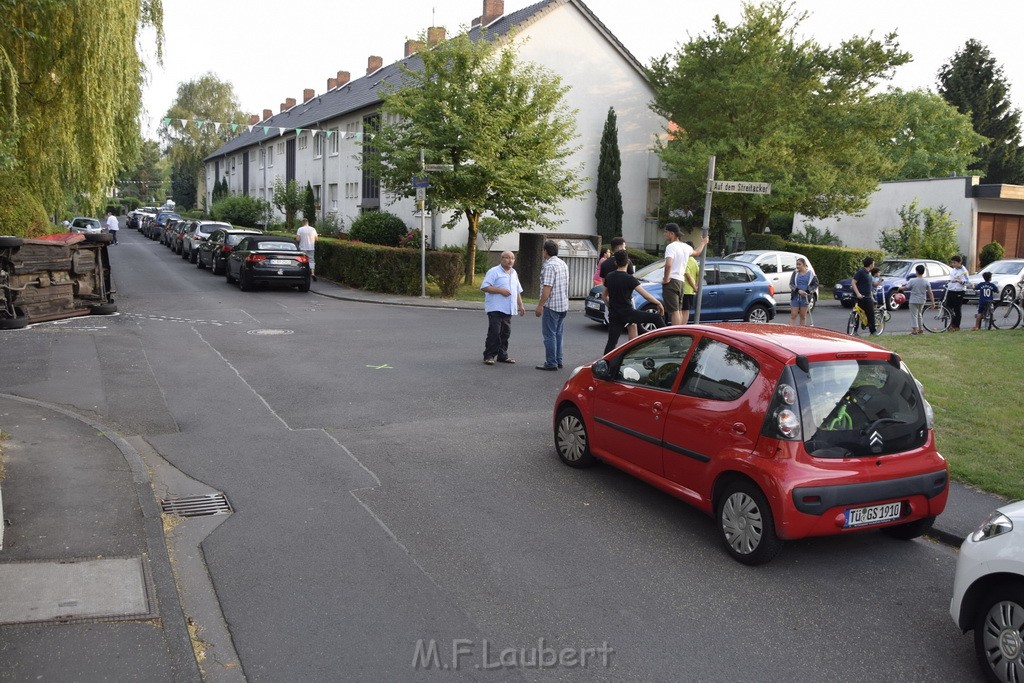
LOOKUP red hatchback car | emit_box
[553,323,949,565]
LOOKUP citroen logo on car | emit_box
[869,431,883,453]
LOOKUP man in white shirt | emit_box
[946,254,969,331]
[105,210,119,244]
[296,218,318,281]
[662,223,708,325]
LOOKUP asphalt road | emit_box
[1,228,981,681]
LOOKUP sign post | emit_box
[415,155,455,297]
[693,159,772,323]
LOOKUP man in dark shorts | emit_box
[602,250,666,354]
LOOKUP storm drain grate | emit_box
[160,493,233,518]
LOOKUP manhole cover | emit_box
[160,493,233,518]
[247,329,294,336]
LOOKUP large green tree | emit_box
[595,107,623,244]
[365,31,585,283]
[648,1,910,238]
[877,89,987,180]
[116,138,167,201]
[0,0,163,214]
[160,72,246,210]
[938,39,1024,184]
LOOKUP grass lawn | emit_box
[875,329,1024,501]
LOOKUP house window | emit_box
[313,184,321,205]
[276,142,284,156]
[361,114,380,204]
[230,156,236,173]
[268,147,274,167]
[345,182,358,199]
[298,134,308,151]
[259,148,265,169]
[315,134,323,158]
[329,183,338,210]
[329,128,340,155]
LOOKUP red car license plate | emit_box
[844,502,902,528]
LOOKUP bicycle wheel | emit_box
[846,311,861,336]
[873,309,885,335]
[991,302,1022,330]
[922,306,952,333]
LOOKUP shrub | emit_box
[349,211,407,246]
[118,196,141,212]
[877,200,959,261]
[211,195,270,228]
[979,241,1005,268]
[443,244,490,274]
[626,247,659,268]
[789,223,843,246]
[316,238,463,297]
[0,173,51,238]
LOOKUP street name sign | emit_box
[423,164,454,172]
[709,180,771,195]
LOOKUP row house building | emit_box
[204,0,669,252]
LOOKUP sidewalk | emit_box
[0,393,197,681]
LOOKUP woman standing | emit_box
[789,258,818,326]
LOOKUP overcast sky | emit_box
[140,0,1024,139]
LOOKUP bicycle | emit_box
[922,288,955,333]
[981,278,1024,330]
[846,292,886,336]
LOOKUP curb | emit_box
[0,393,201,682]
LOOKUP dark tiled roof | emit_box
[206,0,645,162]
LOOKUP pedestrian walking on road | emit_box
[296,218,318,281]
[603,250,666,354]
[480,251,525,365]
[106,210,119,244]
[535,239,569,371]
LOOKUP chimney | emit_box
[303,88,315,102]
[404,39,423,57]
[262,108,272,121]
[336,70,350,86]
[286,97,296,109]
[367,55,383,75]
[427,27,446,45]
[248,114,260,125]
[472,17,481,27]
[481,0,504,25]
[327,77,338,90]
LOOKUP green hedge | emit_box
[0,174,51,238]
[626,247,660,268]
[745,233,883,286]
[317,238,464,297]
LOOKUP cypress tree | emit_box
[595,107,623,244]
[303,182,317,226]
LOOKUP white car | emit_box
[725,249,817,308]
[966,259,1024,303]
[950,499,1024,682]
[68,217,104,234]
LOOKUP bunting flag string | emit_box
[160,117,364,142]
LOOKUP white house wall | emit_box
[794,177,978,263]
[204,1,666,250]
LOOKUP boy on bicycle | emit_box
[851,257,877,335]
[973,271,999,330]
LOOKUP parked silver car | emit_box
[725,249,817,308]
[182,220,232,263]
[68,217,103,234]
[966,259,1024,302]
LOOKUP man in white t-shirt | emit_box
[106,210,119,244]
[296,218,318,281]
[662,223,708,325]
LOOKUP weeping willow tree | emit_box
[0,0,163,217]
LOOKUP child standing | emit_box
[974,271,999,330]
[905,264,935,335]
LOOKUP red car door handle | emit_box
[652,402,664,414]
[732,422,746,435]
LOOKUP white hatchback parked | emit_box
[950,499,1024,682]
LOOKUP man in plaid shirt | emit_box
[535,239,570,370]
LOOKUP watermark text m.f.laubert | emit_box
[412,638,614,671]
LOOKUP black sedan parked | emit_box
[196,228,262,275]
[225,236,311,292]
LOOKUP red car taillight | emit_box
[245,254,267,263]
[295,254,309,264]
[221,245,233,253]
[761,365,802,442]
